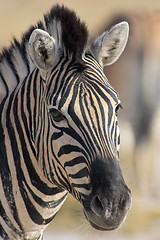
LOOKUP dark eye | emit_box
[49,108,66,122]
[115,103,122,116]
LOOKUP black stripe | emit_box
[118,134,120,145]
[71,182,91,190]
[57,166,71,192]
[0,223,10,239]
[58,145,84,157]
[0,72,9,97]
[114,121,118,149]
[0,201,22,237]
[64,156,87,168]
[69,167,88,179]
[26,71,37,140]
[51,131,63,140]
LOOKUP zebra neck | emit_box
[23,68,58,186]
[0,66,69,239]
[2,66,53,184]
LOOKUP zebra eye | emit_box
[49,108,66,122]
[115,103,122,116]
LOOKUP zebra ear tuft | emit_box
[89,22,129,67]
[28,29,57,71]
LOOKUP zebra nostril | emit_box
[119,192,132,211]
[119,197,126,210]
[91,195,104,215]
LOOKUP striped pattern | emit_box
[0,6,122,240]
[0,67,68,239]
[0,52,121,239]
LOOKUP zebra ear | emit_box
[89,22,129,67]
[28,29,58,72]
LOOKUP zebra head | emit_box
[28,6,131,231]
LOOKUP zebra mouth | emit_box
[84,210,119,231]
[88,219,119,231]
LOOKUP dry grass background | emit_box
[1,0,160,239]
[0,0,160,48]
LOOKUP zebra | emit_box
[0,5,131,240]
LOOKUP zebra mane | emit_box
[0,5,88,102]
[45,5,88,61]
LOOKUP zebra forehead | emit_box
[47,61,120,108]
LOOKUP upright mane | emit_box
[0,5,88,103]
[45,5,88,61]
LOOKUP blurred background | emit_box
[0,0,160,239]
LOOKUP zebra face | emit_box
[29,17,131,231]
[45,54,131,230]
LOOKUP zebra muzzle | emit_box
[83,188,132,231]
[82,158,132,231]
